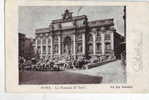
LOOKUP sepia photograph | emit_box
[5,0,149,93]
[18,6,126,85]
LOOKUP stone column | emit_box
[93,33,96,55]
[101,33,105,55]
[50,36,53,56]
[35,39,38,54]
[82,33,85,55]
[58,35,61,55]
[111,31,114,50]
[110,31,115,59]
[73,34,76,56]
[46,38,48,56]
[40,38,43,58]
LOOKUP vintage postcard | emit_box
[5,1,149,93]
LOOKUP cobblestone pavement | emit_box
[67,60,126,83]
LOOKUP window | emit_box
[105,34,111,40]
[105,43,111,50]
[42,38,46,45]
[96,33,101,41]
[96,43,101,53]
[43,46,46,53]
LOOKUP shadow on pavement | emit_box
[19,71,103,84]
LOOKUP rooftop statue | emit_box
[62,9,73,20]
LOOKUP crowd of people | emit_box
[19,55,89,71]
[19,55,115,71]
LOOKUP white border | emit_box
[5,0,149,93]
[1,0,149,99]
[0,0,4,92]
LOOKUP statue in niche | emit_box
[63,36,72,55]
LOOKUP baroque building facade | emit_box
[33,9,124,60]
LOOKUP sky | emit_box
[19,6,125,38]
